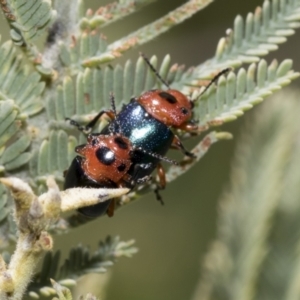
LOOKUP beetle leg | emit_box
[178,122,198,132]
[171,135,196,158]
[66,109,115,134]
[67,93,119,134]
[124,163,153,188]
[87,109,116,129]
[106,199,115,217]
[154,163,166,205]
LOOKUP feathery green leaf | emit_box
[0,40,45,116]
[82,0,213,67]
[192,59,299,128]
[34,130,76,180]
[27,236,137,298]
[2,0,56,44]
[0,100,32,172]
[79,0,157,30]
[194,0,300,77]
[0,184,9,223]
[0,182,16,249]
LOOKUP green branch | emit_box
[82,0,213,67]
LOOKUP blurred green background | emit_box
[2,0,300,299]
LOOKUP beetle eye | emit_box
[114,136,128,149]
[159,92,177,104]
[96,147,115,165]
[181,107,189,115]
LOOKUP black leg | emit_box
[154,163,167,205]
[128,163,153,187]
[66,93,118,133]
[172,135,196,158]
[154,187,164,205]
[66,109,115,134]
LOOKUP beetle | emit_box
[64,93,177,217]
[65,55,229,217]
[77,54,229,203]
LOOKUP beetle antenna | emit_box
[135,147,178,165]
[140,52,171,89]
[192,68,232,102]
[109,92,122,135]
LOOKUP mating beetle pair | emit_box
[64,54,228,217]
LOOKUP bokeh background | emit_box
[2,0,300,299]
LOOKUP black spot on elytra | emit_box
[96,147,115,165]
[159,92,177,104]
[117,163,126,172]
